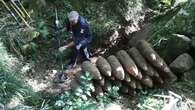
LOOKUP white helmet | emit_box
[68,11,79,21]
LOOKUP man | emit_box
[59,11,92,69]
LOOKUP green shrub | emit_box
[0,41,43,109]
[148,0,193,46]
[36,20,50,39]
[54,72,119,110]
[145,0,174,11]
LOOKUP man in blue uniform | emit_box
[59,11,92,69]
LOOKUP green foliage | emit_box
[137,90,165,110]
[36,20,49,39]
[54,72,120,110]
[54,72,96,110]
[2,0,124,58]
[137,96,164,110]
[0,22,40,57]
[161,0,173,6]
[21,42,38,56]
[167,0,195,34]
[97,86,119,104]
[174,80,195,92]
[145,0,174,11]
[0,41,43,109]
[148,0,192,46]
[90,22,111,48]
[54,48,73,62]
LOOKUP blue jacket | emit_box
[66,16,92,46]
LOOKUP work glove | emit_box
[76,43,82,50]
[58,46,67,53]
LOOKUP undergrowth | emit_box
[53,72,120,110]
[0,40,44,109]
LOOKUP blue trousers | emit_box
[69,44,90,65]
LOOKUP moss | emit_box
[149,0,195,46]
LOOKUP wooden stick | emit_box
[10,2,31,29]
[11,0,25,18]
[153,94,172,99]
[0,0,19,23]
[17,0,31,19]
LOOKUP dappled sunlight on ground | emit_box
[105,103,122,110]
[26,78,50,92]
